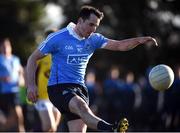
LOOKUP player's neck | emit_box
[5,53,12,58]
[74,25,84,38]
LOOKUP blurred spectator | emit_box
[20,66,39,131]
[85,69,102,132]
[85,69,103,106]
[103,65,127,122]
[124,71,142,131]
[103,65,125,95]
[163,65,180,131]
[137,66,161,131]
[85,69,97,106]
[0,37,25,132]
[125,71,141,111]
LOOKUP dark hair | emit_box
[78,5,104,20]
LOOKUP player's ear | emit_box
[78,17,85,24]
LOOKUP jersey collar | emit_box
[67,22,85,41]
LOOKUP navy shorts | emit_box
[0,92,21,116]
[48,83,89,121]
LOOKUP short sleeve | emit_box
[38,34,57,55]
[89,33,108,49]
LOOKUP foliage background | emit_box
[0,0,180,78]
[0,0,180,131]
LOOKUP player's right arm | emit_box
[26,49,45,103]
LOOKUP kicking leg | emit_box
[68,95,113,131]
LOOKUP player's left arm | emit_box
[103,36,158,51]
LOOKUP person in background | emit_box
[0,37,25,132]
[26,5,158,133]
[85,69,99,107]
[33,29,61,132]
[163,65,180,131]
[103,65,127,123]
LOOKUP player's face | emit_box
[79,14,100,38]
[0,39,12,55]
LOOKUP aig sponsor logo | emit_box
[67,54,88,65]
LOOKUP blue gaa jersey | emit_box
[38,22,108,86]
[0,55,21,93]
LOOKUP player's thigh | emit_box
[67,118,87,133]
[68,95,89,116]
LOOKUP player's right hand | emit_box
[27,85,38,103]
[151,37,158,46]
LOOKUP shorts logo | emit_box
[62,90,69,95]
[67,54,88,65]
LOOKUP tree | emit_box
[0,0,45,65]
